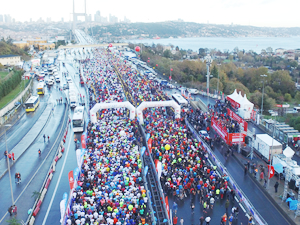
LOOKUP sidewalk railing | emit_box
[185,118,268,225]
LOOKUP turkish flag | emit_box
[268,165,275,179]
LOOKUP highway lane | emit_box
[0,87,50,161]
[34,56,89,224]
[0,99,66,224]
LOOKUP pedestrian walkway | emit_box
[234,151,300,225]
[0,104,52,180]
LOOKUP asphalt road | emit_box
[0,83,67,224]
[34,55,89,225]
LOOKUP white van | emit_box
[70,96,77,108]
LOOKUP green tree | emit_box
[209,78,224,92]
[211,65,218,78]
[295,92,300,101]
[284,93,292,102]
[290,60,298,68]
[270,70,295,96]
[163,49,171,58]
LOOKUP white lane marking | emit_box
[239,203,246,213]
[42,131,72,225]
[234,196,239,202]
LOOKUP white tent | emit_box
[226,89,254,120]
[227,89,238,101]
[243,94,254,112]
[227,89,253,108]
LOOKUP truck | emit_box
[273,152,300,190]
[254,134,282,162]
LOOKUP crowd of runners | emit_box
[65,48,250,225]
[66,49,151,225]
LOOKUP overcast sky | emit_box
[1,0,300,27]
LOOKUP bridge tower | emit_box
[72,0,88,33]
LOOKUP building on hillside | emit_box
[38,43,55,51]
[26,39,47,47]
[275,48,285,55]
[0,55,21,66]
[13,41,29,49]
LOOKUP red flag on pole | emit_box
[68,171,74,189]
[268,165,275,179]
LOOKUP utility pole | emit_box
[282,166,291,201]
[217,64,221,98]
[260,74,267,116]
[267,121,276,189]
[4,124,14,206]
[205,54,213,107]
[238,123,242,153]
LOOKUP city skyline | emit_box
[1,0,300,27]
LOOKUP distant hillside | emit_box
[90,21,300,40]
[0,39,28,59]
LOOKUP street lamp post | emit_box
[267,119,276,189]
[205,54,213,107]
[260,74,267,116]
[216,64,221,98]
[4,124,14,206]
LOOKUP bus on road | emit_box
[172,94,189,111]
[72,106,85,132]
[37,82,45,95]
[25,96,39,112]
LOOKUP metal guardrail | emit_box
[185,118,268,225]
[140,126,171,225]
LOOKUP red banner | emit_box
[211,117,228,143]
[148,138,152,154]
[250,110,256,121]
[227,108,248,133]
[81,133,86,149]
[68,171,74,190]
[226,96,240,109]
[228,133,246,144]
[211,117,245,146]
[165,196,170,219]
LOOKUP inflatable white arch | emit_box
[90,101,136,124]
[136,100,181,124]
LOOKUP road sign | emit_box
[268,165,275,179]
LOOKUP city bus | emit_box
[37,82,45,94]
[25,96,40,112]
[293,107,300,113]
[72,106,85,132]
[172,94,189,111]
